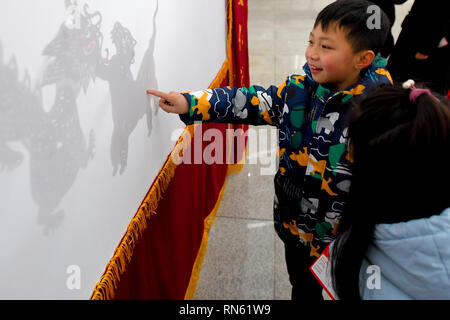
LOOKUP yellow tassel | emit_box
[90,124,201,300]
[90,152,179,300]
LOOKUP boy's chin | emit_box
[311,73,325,82]
[311,74,328,85]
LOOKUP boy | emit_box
[147,0,391,300]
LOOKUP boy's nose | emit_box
[309,50,319,61]
[306,47,319,62]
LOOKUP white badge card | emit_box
[309,242,337,300]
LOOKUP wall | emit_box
[0,0,226,299]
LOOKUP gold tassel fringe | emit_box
[90,128,189,300]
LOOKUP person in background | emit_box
[369,0,408,58]
[330,80,450,299]
[387,0,450,95]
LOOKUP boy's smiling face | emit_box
[305,22,373,92]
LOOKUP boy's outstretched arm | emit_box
[147,80,290,127]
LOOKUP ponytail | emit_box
[331,84,450,299]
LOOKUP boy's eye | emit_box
[308,40,313,45]
[322,45,332,49]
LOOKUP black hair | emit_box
[331,85,450,299]
[314,0,390,54]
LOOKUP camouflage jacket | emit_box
[179,60,392,259]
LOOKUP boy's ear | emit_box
[354,50,375,70]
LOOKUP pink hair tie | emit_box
[402,79,440,103]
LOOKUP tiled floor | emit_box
[194,0,414,300]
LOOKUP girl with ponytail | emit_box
[330,81,450,300]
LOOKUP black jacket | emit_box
[387,0,450,94]
[369,0,408,57]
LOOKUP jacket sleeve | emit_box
[179,78,290,127]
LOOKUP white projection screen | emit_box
[0,0,226,299]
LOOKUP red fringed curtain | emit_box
[91,0,250,300]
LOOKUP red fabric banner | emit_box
[112,141,230,299]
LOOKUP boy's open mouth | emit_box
[309,64,323,74]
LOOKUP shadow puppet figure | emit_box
[0,5,100,233]
[32,1,101,232]
[0,0,159,233]
[0,45,40,172]
[96,1,159,175]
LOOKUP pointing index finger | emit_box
[146,89,169,99]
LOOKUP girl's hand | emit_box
[146,89,190,114]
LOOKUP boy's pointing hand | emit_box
[146,90,189,114]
